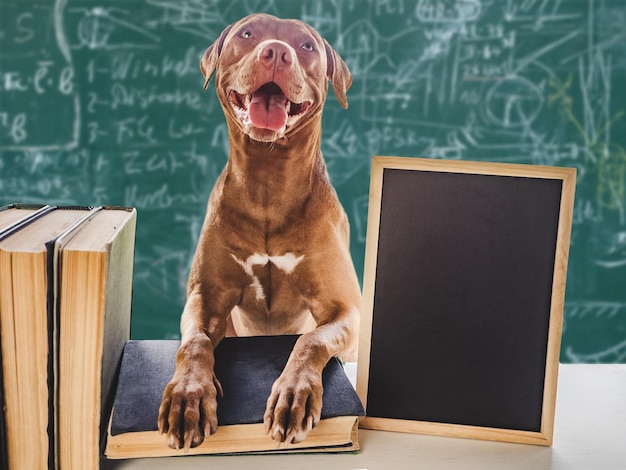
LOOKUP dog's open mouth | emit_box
[228,82,312,133]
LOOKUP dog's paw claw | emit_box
[264,368,323,444]
[158,368,220,451]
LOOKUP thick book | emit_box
[105,336,365,459]
[0,204,48,235]
[55,207,136,469]
[0,203,48,470]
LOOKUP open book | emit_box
[105,335,364,458]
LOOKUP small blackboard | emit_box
[356,157,576,445]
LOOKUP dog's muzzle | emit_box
[228,82,312,135]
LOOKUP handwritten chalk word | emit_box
[124,183,204,209]
[110,83,202,110]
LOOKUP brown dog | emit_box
[157,13,361,450]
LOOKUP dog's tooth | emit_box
[245,94,251,107]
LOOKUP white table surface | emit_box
[103,364,626,469]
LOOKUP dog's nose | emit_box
[258,41,294,70]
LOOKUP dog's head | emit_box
[200,13,352,143]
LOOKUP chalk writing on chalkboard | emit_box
[0,1,624,362]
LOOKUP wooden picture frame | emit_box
[356,156,576,446]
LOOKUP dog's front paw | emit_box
[157,362,222,451]
[263,367,323,444]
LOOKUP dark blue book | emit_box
[106,336,364,459]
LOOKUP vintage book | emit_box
[56,207,136,470]
[0,204,47,234]
[105,335,365,459]
[0,203,48,470]
[0,206,95,470]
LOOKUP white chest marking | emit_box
[231,252,304,301]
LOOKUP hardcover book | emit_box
[106,335,364,459]
[0,204,47,235]
[56,207,136,469]
[0,203,48,469]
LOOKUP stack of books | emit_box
[0,203,364,468]
[0,204,137,469]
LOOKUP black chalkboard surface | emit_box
[357,157,576,445]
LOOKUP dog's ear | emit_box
[324,39,352,109]
[200,23,234,91]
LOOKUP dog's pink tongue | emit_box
[249,90,288,131]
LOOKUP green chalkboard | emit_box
[1,0,624,363]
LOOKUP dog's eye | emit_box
[301,41,314,52]
[240,29,252,39]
